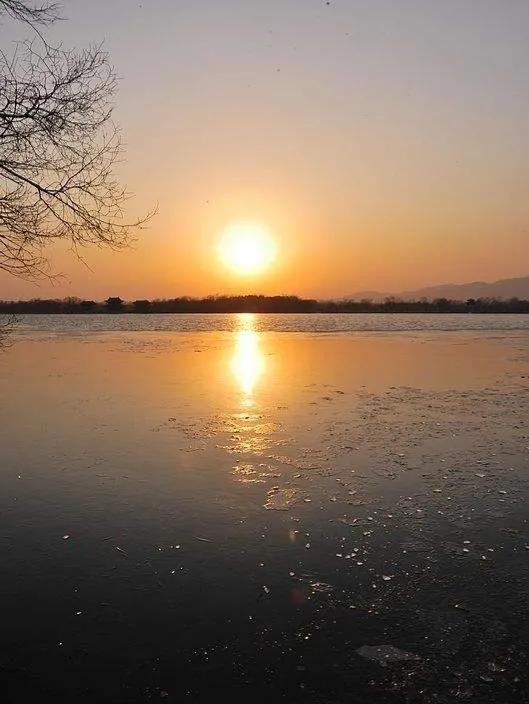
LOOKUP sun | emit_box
[219,223,277,275]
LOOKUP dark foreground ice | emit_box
[1,319,529,702]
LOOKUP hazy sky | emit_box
[2,0,529,299]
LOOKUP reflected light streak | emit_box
[231,314,265,398]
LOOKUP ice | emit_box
[356,644,420,666]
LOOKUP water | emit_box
[2,316,529,702]
[14,311,529,333]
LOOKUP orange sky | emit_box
[1,0,529,300]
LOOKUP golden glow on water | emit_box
[230,314,265,398]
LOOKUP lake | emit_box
[14,311,529,333]
[2,314,529,702]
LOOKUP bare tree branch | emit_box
[0,0,61,26]
[0,312,17,347]
[0,3,153,279]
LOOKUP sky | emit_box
[1,0,529,300]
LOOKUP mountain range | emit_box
[347,276,529,302]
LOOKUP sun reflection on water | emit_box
[230,314,265,400]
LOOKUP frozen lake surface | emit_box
[14,311,529,333]
[2,315,529,702]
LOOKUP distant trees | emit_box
[0,0,151,280]
[105,297,124,312]
[433,297,450,312]
[79,300,97,312]
[2,295,529,314]
[132,299,151,313]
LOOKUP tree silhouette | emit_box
[133,299,151,312]
[105,296,124,312]
[0,0,152,280]
[0,1,60,24]
[2,294,529,315]
[0,311,17,345]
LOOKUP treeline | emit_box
[2,295,529,314]
[0,295,319,314]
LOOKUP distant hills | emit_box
[347,276,529,302]
[3,276,529,315]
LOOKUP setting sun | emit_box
[219,223,277,276]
